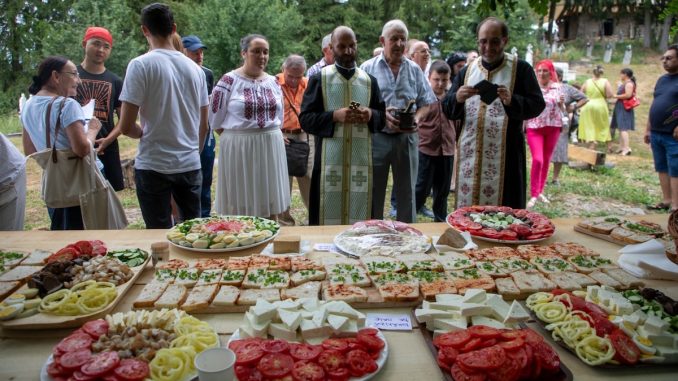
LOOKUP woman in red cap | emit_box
[524,59,566,208]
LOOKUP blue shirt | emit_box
[360,54,436,133]
[649,73,678,134]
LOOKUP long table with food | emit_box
[0,213,677,381]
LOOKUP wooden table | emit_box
[1,215,676,381]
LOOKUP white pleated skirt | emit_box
[215,127,290,217]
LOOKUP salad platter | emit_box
[333,220,431,257]
[447,206,555,244]
[166,216,280,253]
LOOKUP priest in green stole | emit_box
[300,26,385,225]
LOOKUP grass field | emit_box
[1,54,668,230]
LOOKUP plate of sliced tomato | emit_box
[423,324,572,381]
[228,327,388,380]
[447,205,555,244]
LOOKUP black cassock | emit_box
[441,57,545,209]
[299,65,385,225]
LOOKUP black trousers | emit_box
[415,152,453,222]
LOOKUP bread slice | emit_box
[291,257,323,272]
[227,256,251,270]
[510,271,556,294]
[154,284,188,308]
[568,255,616,273]
[494,277,521,299]
[133,280,170,308]
[547,272,582,291]
[408,271,456,301]
[0,281,21,302]
[0,250,28,268]
[0,266,41,282]
[212,285,240,306]
[196,269,222,286]
[476,261,512,277]
[448,268,496,293]
[402,258,444,272]
[516,245,558,260]
[602,268,644,289]
[565,272,598,288]
[282,281,322,300]
[291,269,326,286]
[21,250,53,265]
[327,264,370,287]
[242,269,290,289]
[194,258,228,270]
[578,216,623,234]
[432,252,475,271]
[549,242,600,257]
[610,227,634,242]
[377,282,420,302]
[154,269,176,283]
[587,271,622,289]
[158,258,189,269]
[530,256,575,274]
[268,256,292,271]
[174,268,200,287]
[493,257,537,272]
[237,288,280,305]
[273,235,301,253]
[361,256,407,275]
[182,284,219,312]
[467,247,517,261]
[322,284,368,303]
[623,233,654,244]
[248,255,270,269]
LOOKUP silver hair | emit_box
[321,34,331,50]
[282,54,307,71]
[381,19,408,39]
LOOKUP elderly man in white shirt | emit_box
[360,20,437,223]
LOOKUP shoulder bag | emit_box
[29,97,90,208]
[622,84,640,111]
[281,91,310,177]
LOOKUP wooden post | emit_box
[567,144,606,166]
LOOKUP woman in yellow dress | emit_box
[578,65,614,151]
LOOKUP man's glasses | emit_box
[660,56,675,61]
[61,71,80,78]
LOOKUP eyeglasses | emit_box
[661,56,676,61]
[60,71,80,78]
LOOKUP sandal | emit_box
[648,202,671,210]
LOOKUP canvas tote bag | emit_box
[29,97,91,208]
[79,142,128,230]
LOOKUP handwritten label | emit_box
[365,313,412,331]
[313,243,338,252]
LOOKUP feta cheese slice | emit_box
[252,299,277,324]
[245,311,270,337]
[436,294,464,303]
[279,309,303,331]
[471,315,506,329]
[433,317,468,331]
[644,315,669,335]
[459,303,493,317]
[300,319,332,340]
[327,314,349,331]
[269,322,298,341]
[504,300,530,324]
[463,289,487,304]
[485,294,511,321]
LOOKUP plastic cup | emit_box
[194,347,236,381]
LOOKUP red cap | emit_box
[83,27,113,47]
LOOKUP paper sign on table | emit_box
[366,313,412,331]
[314,243,338,252]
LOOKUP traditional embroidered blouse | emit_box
[525,82,564,129]
[209,72,283,130]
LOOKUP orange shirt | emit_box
[276,73,308,131]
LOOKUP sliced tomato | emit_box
[261,339,290,354]
[486,354,519,381]
[480,229,502,239]
[90,241,107,256]
[56,334,93,355]
[101,375,123,381]
[499,230,518,240]
[70,371,96,381]
[460,337,483,352]
[521,328,544,345]
[499,330,525,341]
[229,338,261,352]
[479,338,498,349]
[592,315,616,337]
[449,363,486,381]
[113,358,149,381]
[326,367,350,381]
[584,301,609,319]
[235,365,263,381]
[82,319,109,339]
[81,351,120,377]
[59,349,92,372]
[437,351,451,371]
[528,343,542,379]
[457,345,506,371]
[508,224,531,237]
[46,361,67,378]
[433,330,471,349]
[610,329,640,365]
[291,361,325,381]
[317,349,346,372]
[439,346,459,365]
[235,342,265,367]
[345,338,368,352]
[357,333,384,352]
[498,337,524,350]
[467,325,501,340]
[534,341,561,372]
[289,343,322,362]
[358,328,379,336]
[47,248,78,263]
[346,349,377,377]
[518,342,534,380]
[524,234,545,240]
[257,353,294,378]
[322,338,349,353]
[73,241,93,256]
[467,222,484,231]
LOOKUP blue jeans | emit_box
[650,132,678,177]
[135,169,202,229]
[48,206,84,230]
[200,129,216,217]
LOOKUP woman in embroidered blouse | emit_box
[209,34,290,219]
[20,56,101,230]
[610,68,636,156]
[525,60,565,208]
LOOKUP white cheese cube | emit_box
[427,301,463,311]
[327,314,349,331]
[655,346,678,362]
[245,311,270,337]
[300,319,332,340]
[647,332,676,347]
[630,309,647,325]
[300,310,314,319]
[644,315,669,335]
[304,336,329,346]
[277,299,301,310]
[622,313,641,329]
[463,289,487,304]
[279,309,302,331]
[459,303,492,317]
[300,298,320,311]
[336,320,358,337]
[312,309,328,327]
[252,300,277,324]
[433,317,468,332]
[269,323,298,341]
[471,315,506,329]
[504,301,530,325]
[239,323,256,338]
[586,285,601,300]
[485,294,511,321]
[436,294,464,303]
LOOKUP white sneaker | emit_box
[527,197,537,208]
[538,194,550,204]
[571,136,578,143]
